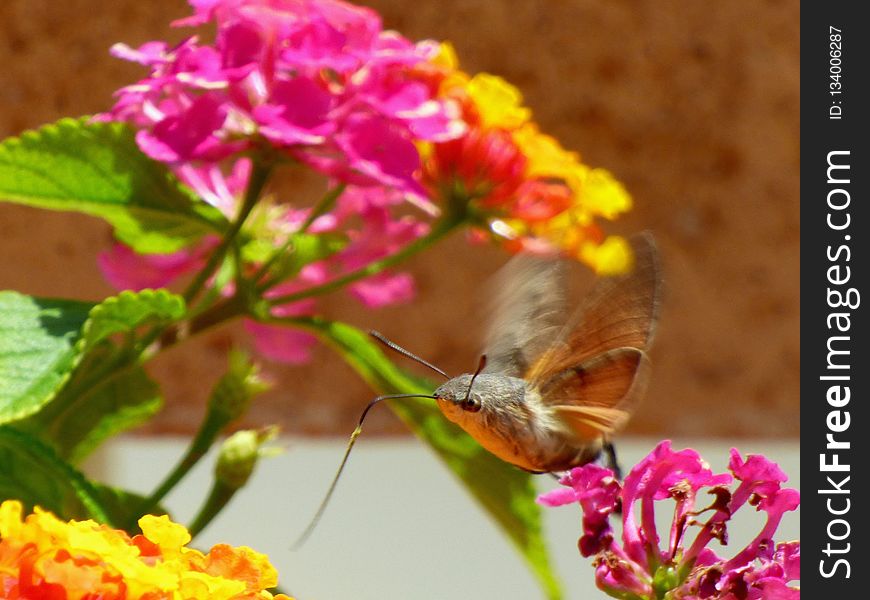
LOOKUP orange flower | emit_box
[422,44,634,274]
[0,500,292,600]
[424,128,527,206]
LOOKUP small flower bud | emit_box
[209,350,271,424]
[215,427,280,490]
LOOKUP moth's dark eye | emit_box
[462,395,482,413]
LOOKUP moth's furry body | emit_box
[432,233,661,475]
[435,374,601,472]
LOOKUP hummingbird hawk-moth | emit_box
[294,233,661,546]
[433,232,661,473]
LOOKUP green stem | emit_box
[266,216,461,306]
[231,238,245,292]
[135,161,271,354]
[138,293,248,362]
[183,161,273,305]
[299,183,347,233]
[129,410,228,528]
[188,480,236,539]
[253,183,347,290]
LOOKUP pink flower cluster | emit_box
[538,442,800,600]
[103,0,463,201]
[98,0,468,363]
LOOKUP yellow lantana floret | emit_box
[512,124,581,180]
[579,236,634,275]
[574,167,633,220]
[466,73,531,130]
[432,41,460,70]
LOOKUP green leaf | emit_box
[80,288,185,353]
[300,318,564,600]
[24,290,184,462]
[0,291,93,423]
[23,356,163,464]
[0,427,161,530]
[0,117,228,253]
[0,426,111,523]
[1,289,185,462]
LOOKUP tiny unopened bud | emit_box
[209,350,271,423]
[215,427,280,489]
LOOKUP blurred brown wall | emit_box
[0,0,799,438]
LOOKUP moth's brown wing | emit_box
[481,254,567,377]
[541,347,650,441]
[525,232,661,386]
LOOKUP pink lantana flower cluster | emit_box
[104,0,462,198]
[538,442,800,599]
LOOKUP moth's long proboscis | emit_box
[291,392,437,549]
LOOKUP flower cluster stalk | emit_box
[265,215,462,307]
[184,161,273,305]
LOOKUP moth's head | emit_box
[433,374,484,418]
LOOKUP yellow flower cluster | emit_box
[0,500,292,600]
[428,44,634,275]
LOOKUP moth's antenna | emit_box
[463,354,487,403]
[369,330,449,379]
[292,392,437,549]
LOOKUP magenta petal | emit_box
[759,487,801,516]
[407,103,467,142]
[594,555,652,599]
[315,0,382,45]
[261,265,328,319]
[377,80,431,116]
[255,77,336,145]
[137,93,229,162]
[110,41,169,66]
[775,542,800,581]
[244,320,317,364]
[282,15,359,72]
[536,487,578,507]
[347,271,414,308]
[220,20,266,69]
[338,114,425,197]
[174,44,228,88]
[714,558,801,600]
[176,158,250,217]
[694,547,725,567]
[729,449,791,513]
[279,2,383,72]
[359,72,464,142]
[729,449,788,486]
[337,212,428,272]
[98,243,207,291]
[538,464,620,557]
[136,130,180,163]
[757,578,801,600]
[172,0,222,27]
